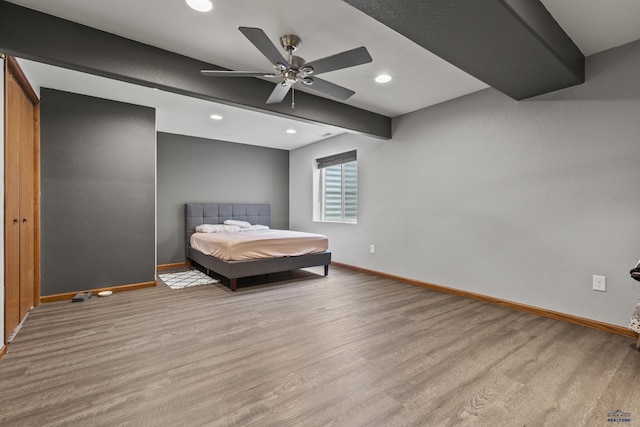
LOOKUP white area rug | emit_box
[159,269,218,289]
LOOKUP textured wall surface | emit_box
[157,132,289,265]
[290,40,640,327]
[40,89,156,295]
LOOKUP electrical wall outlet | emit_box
[593,275,606,292]
[369,244,375,254]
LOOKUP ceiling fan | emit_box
[201,26,373,108]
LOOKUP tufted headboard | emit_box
[186,202,271,229]
[185,203,271,254]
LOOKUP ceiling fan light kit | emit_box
[201,26,372,108]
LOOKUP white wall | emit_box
[1,56,5,346]
[16,58,40,98]
[290,40,640,327]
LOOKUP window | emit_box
[316,150,357,222]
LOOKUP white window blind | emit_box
[317,150,357,222]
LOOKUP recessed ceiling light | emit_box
[375,74,392,83]
[286,129,297,134]
[210,114,223,120]
[186,0,214,12]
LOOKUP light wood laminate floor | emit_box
[1,266,639,426]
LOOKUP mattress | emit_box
[190,229,329,261]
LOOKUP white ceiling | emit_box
[8,0,640,149]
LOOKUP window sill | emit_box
[313,219,358,225]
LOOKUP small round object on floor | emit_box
[98,291,113,297]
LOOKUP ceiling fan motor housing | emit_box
[280,55,314,84]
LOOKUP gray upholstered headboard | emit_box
[186,203,271,234]
[186,203,271,257]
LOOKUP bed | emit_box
[186,203,331,291]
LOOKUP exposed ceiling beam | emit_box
[343,0,585,100]
[0,2,391,139]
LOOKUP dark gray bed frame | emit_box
[186,203,331,291]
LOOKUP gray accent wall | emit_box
[290,39,640,328]
[157,132,289,265]
[40,88,156,295]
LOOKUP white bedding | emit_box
[190,229,329,261]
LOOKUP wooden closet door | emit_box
[4,58,37,341]
[18,79,35,317]
[4,67,22,338]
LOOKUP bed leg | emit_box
[231,278,237,292]
[324,264,329,276]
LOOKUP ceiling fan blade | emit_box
[238,26,290,67]
[201,70,278,77]
[266,82,293,104]
[304,46,372,75]
[304,77,355,100]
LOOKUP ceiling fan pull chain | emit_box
[292,84,295,109]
